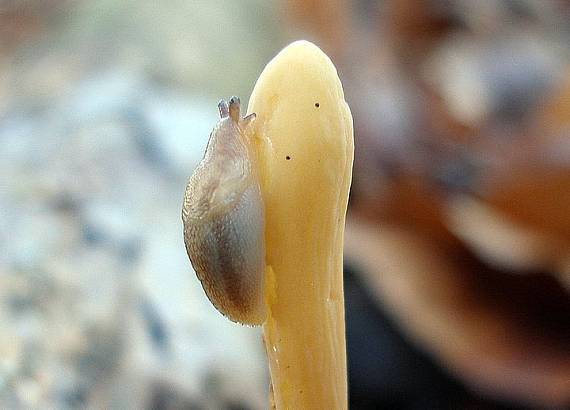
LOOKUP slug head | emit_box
[219,96,256,131]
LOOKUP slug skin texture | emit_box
[183,97,265,325]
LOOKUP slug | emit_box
[182,96,266,325]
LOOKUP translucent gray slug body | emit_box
[182,97,265,325]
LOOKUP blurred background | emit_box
[1,0,569,409]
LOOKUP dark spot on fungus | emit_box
[286,156,291,160]
[315,102,320,108]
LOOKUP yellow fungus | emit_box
[248,40,354,410]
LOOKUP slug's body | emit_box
[182,97,265,325]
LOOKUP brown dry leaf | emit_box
[535,66,570,134]
[345,218,570,408]
[447,195,569,281]
[483,167,570,239]
[451,166,570,287]
[351,174,458,248]
[281,0,350,62]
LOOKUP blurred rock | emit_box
[0,2,275,408]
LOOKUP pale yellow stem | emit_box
[248,41,354,410]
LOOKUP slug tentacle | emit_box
[228,96,241,122]
[182,97,265,325]
[241,113,256,132]
[218,99,229,118]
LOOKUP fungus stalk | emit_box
[248,41,354,409]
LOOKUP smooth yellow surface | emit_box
[248,41,353,410]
